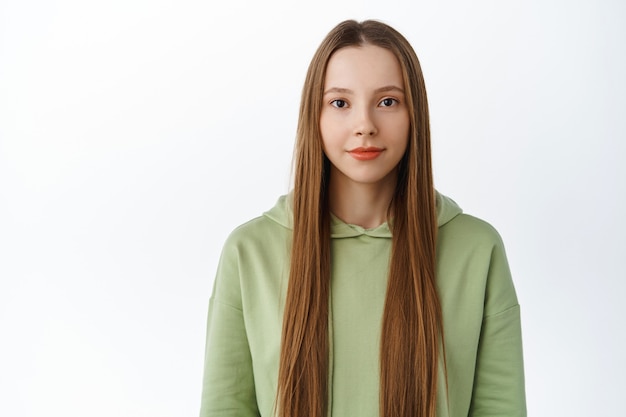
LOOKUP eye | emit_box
[379,98,398,107]
[330,99,348,108]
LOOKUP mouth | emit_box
[348,147,384,161]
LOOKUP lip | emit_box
[348,147,384,161]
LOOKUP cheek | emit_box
[386,115,410,145]
[393,120,410,158]
[319,111,328,138]
[319,113,340,148]
[399,114,410,145]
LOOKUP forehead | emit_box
[324,45,404,89]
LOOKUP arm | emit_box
[469,240,527,417]
[199,241,260,417]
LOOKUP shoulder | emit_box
[439,212,505,251]
[435,191,503,248]
[223,193,293,248]
[218,193,293,262]
[436,212,508,273]
[221,213,290,258]
[437,212,518,310]
[227,215,278,242]
[212,212,291,307]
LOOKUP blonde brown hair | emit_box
[277,19,442,417]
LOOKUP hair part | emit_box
[277,19,443,417]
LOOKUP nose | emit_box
[354,108,378,136]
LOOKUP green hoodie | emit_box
[200,192,526,417]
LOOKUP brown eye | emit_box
[380,98,397,107]
[331,99,347,108]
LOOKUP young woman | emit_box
[200,20,526,417]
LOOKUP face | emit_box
[320,44,409,190]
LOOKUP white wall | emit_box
[1,0,624,415]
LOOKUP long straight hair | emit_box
[277,20,442,417]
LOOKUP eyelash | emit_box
[379,98,398,107]
[330,99,348,108]
[329,98,399,108]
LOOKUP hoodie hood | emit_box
[263,190,462,238]
[435,191,463,227]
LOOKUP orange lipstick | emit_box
[348,147,383,161]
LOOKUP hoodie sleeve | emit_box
[199,238,260,417]
[468,239,527,417]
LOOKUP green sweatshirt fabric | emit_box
[200,192,526,417]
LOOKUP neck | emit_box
[327,167,397,229]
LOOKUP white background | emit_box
[1,0,624,416]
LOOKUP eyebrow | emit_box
[323,85,405,95]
